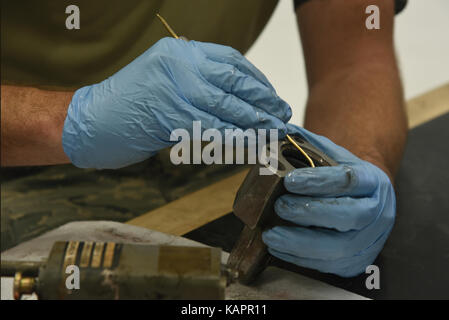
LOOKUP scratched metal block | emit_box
[227,134,337,284]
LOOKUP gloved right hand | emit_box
[62,37,291,169]
[262,125,396,277]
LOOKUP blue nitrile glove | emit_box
[63,37,291,169]
[262,124,395,277]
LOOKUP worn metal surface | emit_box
[1,221,367,300]
[227,135,338,284]
[12,241,224,300]
[1,261,42,277]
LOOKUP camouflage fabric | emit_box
[1,0,275,251]
[1,149,247,251]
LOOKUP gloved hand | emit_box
[262,124,396,277]
[63,37,291,169]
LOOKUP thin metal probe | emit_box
[156,13,180,39]
[286,134,315,167]
[156,14,315,168]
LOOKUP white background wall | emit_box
[246,0,449,125]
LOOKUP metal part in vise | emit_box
[226,134,338,284]
[2,241,225,300]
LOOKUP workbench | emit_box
[1,221,366,300]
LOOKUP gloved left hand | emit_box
[262,124,396,277]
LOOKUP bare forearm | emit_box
[297,0,408,181]
[1,85,73,166]
[304,62,407,180]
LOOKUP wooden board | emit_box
[127,169,249,236]
[407,83,449,129]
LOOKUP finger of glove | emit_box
[198,60,292,123]
[156,57,287,134]
[275,194,381,232]
[262,225,363,260]
[150,95,242,140]
[187,81,288,135]
[284,163,378,197]
[192,41,275,90]
[267,248,376,278]
[286,124,359,164]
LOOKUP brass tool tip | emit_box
[156,13,179,39]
